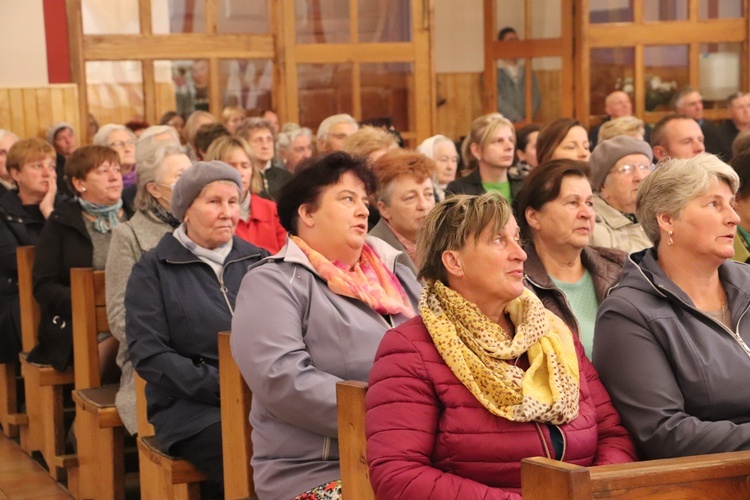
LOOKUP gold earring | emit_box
[668,230,673,246]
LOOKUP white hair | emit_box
[0,129,19,142]
[134,141,188,212]
[277,126,313,154]
[417,135,454,160]
[93,123,135,146]
[316,114,358,142]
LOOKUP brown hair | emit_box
[236,117,275,142]
[515,158,590,239]
[536,118,585,165]
[204,136,264,195]
[372,149,435,204]
[650,113,695,149]
[65,145,121,195]
[416,193,512,284]
[6,138,55,174]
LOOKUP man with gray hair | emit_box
[315,113,358,155]
[277,125,313,173]
[672,86,723,156]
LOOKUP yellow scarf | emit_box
[420,281,580,424]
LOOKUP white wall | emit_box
[434,0,484,73]
[0,0,49,85]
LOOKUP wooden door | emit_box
[483,0,575,125]
[277,0,435,146]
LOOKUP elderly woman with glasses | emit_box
[94,124,138,189]
[588,136,654,253]
[105,141,191,435]
[365,193,635,499]
[594,153,750,460]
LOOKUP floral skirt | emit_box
[292,480,342,500]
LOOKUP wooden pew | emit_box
[134,373,207,499]
[521,451,750,499]
[16,246,76,481]
[218,331,256,499]
[70,268,126,500]
[0,360,26,438]
[336,381,375,500]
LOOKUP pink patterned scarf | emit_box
[290,235,415,317]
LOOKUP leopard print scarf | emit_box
[420,281,580,424]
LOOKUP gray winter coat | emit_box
[230,236,421,500]
[105,210,175,434]
[593,248,750,460]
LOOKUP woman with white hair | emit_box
[594,153,750,460]
[94,124,138,189]
[417,134,458,201]
[105,141,191,434]
[0,129,19,195]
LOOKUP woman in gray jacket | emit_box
[105,139,190,435]
[594,153,750,460]
[231,152,421,500]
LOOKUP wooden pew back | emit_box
[16,246,40,352]
[336,380,375,500]
[521,451,750,499]
[70,268,109,390]
[218,331,255,499]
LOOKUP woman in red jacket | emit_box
[205,136,286,253]
[365,193,636,500]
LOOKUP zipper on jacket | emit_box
[556,424,567,462]
[166,252,262,317]
[534,422,552,459]
[655,283,750,359]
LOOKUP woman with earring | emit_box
[105,141,191,435]
[29,145,132,376]
[594,154,750,460]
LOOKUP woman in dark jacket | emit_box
[594,154,750,460]
[365,193,635,500]
[28,145,131,372]
[0,138,62,363]
[516,159,626,358]
[126,161,268,492]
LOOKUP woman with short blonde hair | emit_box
[597,115,646,143]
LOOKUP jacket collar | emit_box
[50,197,134,238]
[621,248,750,317]
[155,232,264,264]
[593,194,635,230]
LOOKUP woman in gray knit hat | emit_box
[125,160,268,494]
[589,135,654,253]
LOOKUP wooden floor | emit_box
[0,434,72,499]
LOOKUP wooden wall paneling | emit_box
[49,86,67,128]
[575,0,589,124]
[0,91,10,132]
[412,0,434,141]
[9,89,25,137]
[142,60,157,124]
[483,0,496,113]
[689,42,700,90]
[560,0,574,119]
[281,0,299,124]
[206,0,219,34]
[270,0,287,120]
[435,73,483,142]
[209,58,221,117]
[22,89,40,139]
[66,0,87,143]
[588,19,745,46]
[138,0,152,35]
[634,44,646,118]
[35,88,53,139]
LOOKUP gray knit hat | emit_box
[46,122,75,145]
[589,135,654,191]
[171,161,242,221]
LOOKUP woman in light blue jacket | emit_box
[231,152,421,500]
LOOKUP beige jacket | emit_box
[591,195,652,254]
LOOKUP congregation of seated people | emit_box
[2,87,750,499]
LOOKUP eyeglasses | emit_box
[611,164,654,176]
[108,140,135,149]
